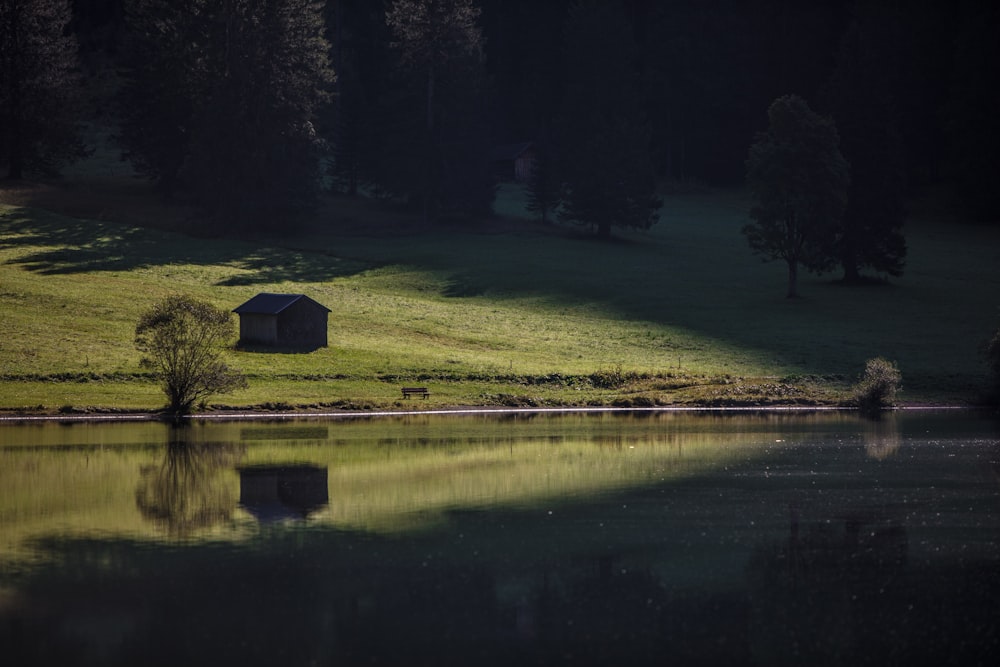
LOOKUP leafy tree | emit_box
[743,94,850,298]
[384,0,494,220]
[556,1,660,239]
[118,0,335,227]
[0,0,88,179]
[135,295,248,414]
[823,15,907,282]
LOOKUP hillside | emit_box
[1,171,998,413]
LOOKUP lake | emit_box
[1,409,998,666]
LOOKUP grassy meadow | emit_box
[1,171,998,413]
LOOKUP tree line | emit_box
[1,0,998,241]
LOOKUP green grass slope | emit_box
[1,183,997,412]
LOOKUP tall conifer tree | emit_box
[0,0,87,179]
[118,0,334,227]
[946,0,1000,221]
[823,15,907,282]
[384,0,494,220]
[556,1,660,239]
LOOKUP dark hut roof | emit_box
[233,293,330,315]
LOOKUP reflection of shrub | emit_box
[853,357,902,412]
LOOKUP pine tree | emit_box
[0,0,87,179]
[384,0,494,220]
[325,0,391,197]
[946,0,1000,222]
[116,0,202,193]
[823,15,907,282]
[525,136,558,224]
[117,0,335,227]
[556,2,660,239]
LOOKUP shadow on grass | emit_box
[0,207,374,284]
[235,342,327,354]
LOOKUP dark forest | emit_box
[3,0,999,228]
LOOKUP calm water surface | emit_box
[0,410,998,666]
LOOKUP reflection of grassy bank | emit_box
[319,433,762,532]
[0,446,176,562]
[1,412,857,563]
[2,414,997,667]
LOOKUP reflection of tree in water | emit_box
[513,555,746,665]
[541,556,669,660]
[861,413,901,460]
[135,429,243,537]
[746,506,909,665]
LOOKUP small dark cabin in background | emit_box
[233,293,330,349]
[491,141,536,183]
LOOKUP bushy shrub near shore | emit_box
[853,357,902,413]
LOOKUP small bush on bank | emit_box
[853,357,902,413]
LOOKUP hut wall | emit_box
[239,314,278,345]
[276,300,329,348]
[514,150,536,182]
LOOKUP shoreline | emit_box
[0,403,980,424]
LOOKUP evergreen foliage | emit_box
[328,67,365,197]
[743,95,850,297]
[134,295,247,414]
[556,1,660,239]
[946,0,1000,222]
[479,0,567,147]
[0,0,88,179]
[384,0,494,220]
[325,0,392,197]
[525,137,558,224]
[115,0,197,193]
[823,15,907,282]
[117,0,335,228]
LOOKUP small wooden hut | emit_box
[490,141,536,183]
[233,293,330,349]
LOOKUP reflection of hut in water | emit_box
[238,464,328,521]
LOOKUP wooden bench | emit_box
[401,387,430,399]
